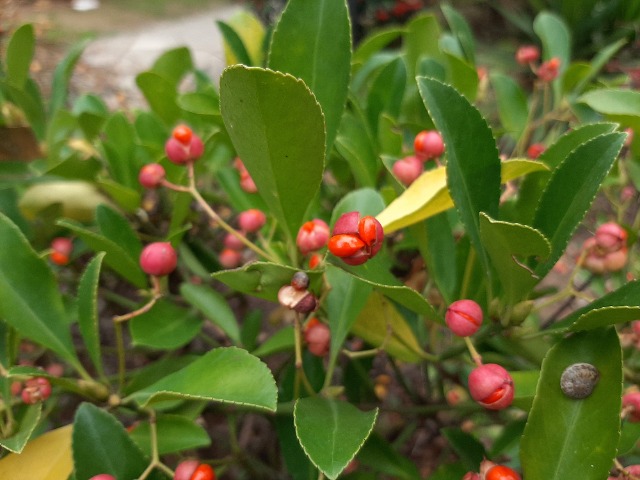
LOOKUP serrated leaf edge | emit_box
[293,399,379,480]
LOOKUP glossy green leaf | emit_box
[532,132,625,277]
[417,77,500,274]
[96,205,143,260]
[102,112,138,187]
[573,38,626,95]
[0,213,80,369]
[123,355,198,397]
[50,39,90,115]
[350,292,426,362]
[0,405,41,453]
[552,281,640,331]
[268,0,351,154]
[404,14,443,77]
[135,72,180,125]
[510,370,540,411]
[366,57,406,129]
[57,219,147,288]
[579,89,640,130]
[5,82,46,139]
[353,27,404,68]
[294,397,378,480]
[128,414,211,456]
[129,299,202,350]
[212,262,323,302]
[479,213,550,303]
[149,47,193,87]
[217,20,253,66]
[378,114,403,157]
[491,72,528,139]
[97,179,141,213]
[252,326,295,357]
[441,4,475,64]
[533,11,570,69]
[5,24,34,89]
[76,253,105,376]
[515,123,618,223]
[276,417,317,480]
[177,92,220,116]
[569,306,640,332]
[444,52,478,101]
[180,283,240,343]
[72,403,160,480]
[126,347,277,411]
[325,265,373,372]
[521,328,621,480]
[220,66,325,241]
[335,110,379,187]
[442,428,485,471]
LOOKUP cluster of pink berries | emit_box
[12,376,52,405]
[218,209,267,269]
[445,299,515,410]
[327,212,384,266]
[515,45,561,82]
[464,459,521,480]
[392,130,445,186]
[296,218,330,269]
[581,222,628,274]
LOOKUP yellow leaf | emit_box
[0,425,73,480]
[351,292,426,362]
[223,10,265,67]
[377,159,549,233]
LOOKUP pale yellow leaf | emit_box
[376,159,549,233]
[0,425,73,480]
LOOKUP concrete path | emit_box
[79,3,242,107]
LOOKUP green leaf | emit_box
[252,326,295,357]
[72,403,159,480]
[135,72,181,125]
[5,24,35,88]
[216,20,254,66]
[0,405,41,454]
[366,57,406,129]
[353,28,404,68]
[50,39,89,115]
[418,76,501,275]
[97,179,141,213]
[129,299,202,350]
[125,347,277,411]
[532,132,626,277]
[579,89,640,130]
[520,328,621,480]
[568,306,640,332]
[552,281,640,331]
[149,47,193,87]
[335,110,379,187]
[490,72,529,139]
[444,52,478,101]
[220,66,325,241]
[177,92,220,116]
[57,219,147,288]
[350,292,426,362]
[573,38,626,95]
[479,213,550,303]
[128,414,211,456]
[618,420,640,455]
[404,14,443,77]
[0,213,80,369]
[180,283,240,344]
[441,427,485,471]
[96,205,143,260]
[510,370,541,411]
[441,4,475,64]
[212,262,323,302]
[268,0,351,154]
[294,397,377,480]
[533,11,570,68]
[102,112,138,187]
[76,253,106,376]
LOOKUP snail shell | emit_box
[560,363,599,399]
